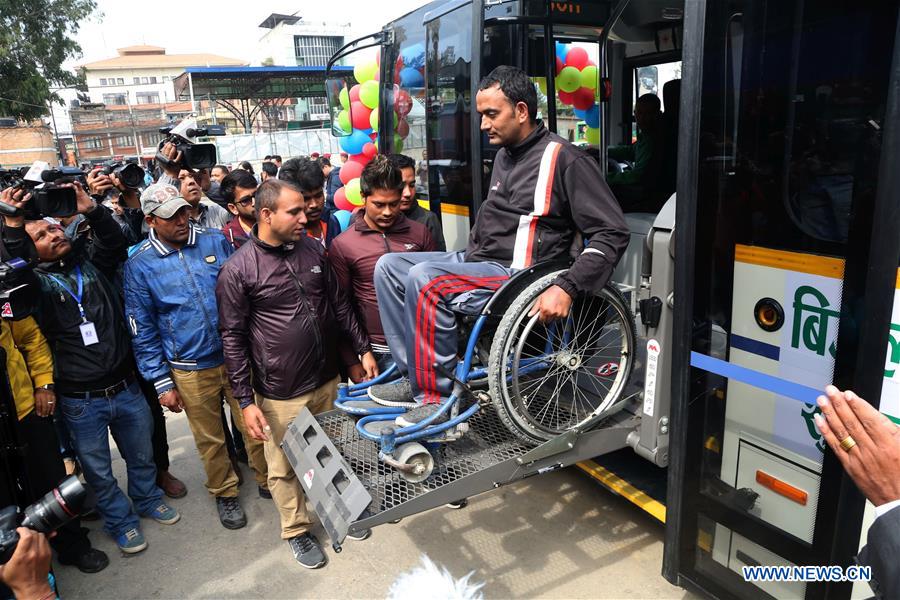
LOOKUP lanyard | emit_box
[48,265,88,323]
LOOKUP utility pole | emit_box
[46,100,64,166]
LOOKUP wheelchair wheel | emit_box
[488,270,636,445]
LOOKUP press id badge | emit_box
[79,321,99,346]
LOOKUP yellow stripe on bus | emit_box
[735,244,845,280]
[441,203,470,217]
[576,460,666,523]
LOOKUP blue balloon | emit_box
[334,209,352,232]
[399,67,424,88]
[400,44,426,70]
[555,41,568,62]
[585,104,600,128]
[573,108,588,120]
[340,129,371,155]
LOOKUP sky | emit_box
[66,0,427,68]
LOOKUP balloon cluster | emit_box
[553,43,600,146]
[332,48,419,213]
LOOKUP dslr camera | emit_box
[0,476,87,563]
[155,118,226,171]
[99,159,146,190]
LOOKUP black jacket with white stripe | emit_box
[465,122,629,298]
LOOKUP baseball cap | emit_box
[140,183,191,218]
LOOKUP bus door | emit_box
[666,1,900,599]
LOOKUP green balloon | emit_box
[345,178,363,205]
[585,126,600,146]
[337,110,351,133]
[339,87,351,110]
[393,135,403,153]
[370,109,378,130]
[535,76,547,95]
[556,66,581,93]
[360,80,379,110]
[579,65,598,90]
[354,61,378,84]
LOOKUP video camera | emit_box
[0,161,83,218]
[0,476,87,563]
[0,257,34,320]
[98,160,146,190]
[155,118,226,171]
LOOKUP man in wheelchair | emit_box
[368,66,629,427]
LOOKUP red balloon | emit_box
[555,56,563,75]
[396,118,410,138]
[557,90,575,105]
[587,60,597,67]
[362,142,377,159]
[339,160,364,184]
[350,101,372,130]
[565,47,590,70]
[394,90,412,117]
[349,84,361,103]
[572,87,595,111]
[334,187,354,211]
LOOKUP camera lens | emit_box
[20,476,86,533]
[116,163,145,189]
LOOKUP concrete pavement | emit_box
[56,410,692,599]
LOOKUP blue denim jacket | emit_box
[123,225,233,393]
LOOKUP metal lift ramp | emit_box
[283,404,639,553]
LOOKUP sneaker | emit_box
[445,498,468,509]
[288,533,327,569]
[116,528,148,554]
[368,380,417,408]
[347,528,371,541]
[216,496,247,530]
[58,547,109,573]
[157,471,187,499]
[259,486,272,499]
[143,502,181,525]
[395,403,449,428]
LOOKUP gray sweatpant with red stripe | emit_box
[373,251,513,404]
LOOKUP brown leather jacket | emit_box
[216,231,370,407]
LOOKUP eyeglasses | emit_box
[235,195,254,207]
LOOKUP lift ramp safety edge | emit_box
[283,405,639,552]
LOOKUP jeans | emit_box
[59,380,164,538]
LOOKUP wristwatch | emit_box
[38,384,54,391]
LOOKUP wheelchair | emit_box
[333,260,637,483]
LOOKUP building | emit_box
[72,46,246,163]
[257,13,351,120]
[0,120,58,168]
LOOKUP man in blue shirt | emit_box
[124,184,268,530]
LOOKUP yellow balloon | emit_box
[585,126,600,146]
[556,67,581,93]
[354,61,378,84]
[534,76,547,95]
[579,65,598,90]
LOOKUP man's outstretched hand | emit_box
[528,285,573,323]
[815,385,900,507]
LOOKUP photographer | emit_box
[86,168,144,244]
[0,184,181,555]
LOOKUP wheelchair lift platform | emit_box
[283,405,639,552]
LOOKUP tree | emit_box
[0,0,98,121]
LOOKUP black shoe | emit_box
[288,533,327,569]
[216,496,247,530]
[59,548,109,574]
[395,403,449,428]
[445,498,468,509]
[258,486,272,499]
[368,379,417,408]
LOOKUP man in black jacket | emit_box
[216,179,377,569]
[1,183,181,555]
[369,66,629,425]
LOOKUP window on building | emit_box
[81,137,104,150]
[149,76,157,84]
[135,92,160,104]
[99,78,107,86]
[102,93,127,106]
[133,77,140,84]
[139,77,148,84]
[141,132,162,148]
[163,76,169,82]
[114,135,133,146]
[116,78,124,85]
[294,35,344,67]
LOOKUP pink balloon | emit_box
[394,90,412,117]
[396,118,410,138]
[565,47,589,70]
[350,101,372,130]
[334,187,354,211]
[349,84,361,103]
[339,160,364,185]
[557,90,575,105]
[572,87,595,111]
[363,142,377,159]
